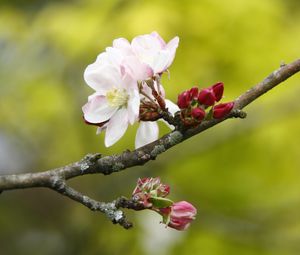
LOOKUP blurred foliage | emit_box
[0,0,300,254]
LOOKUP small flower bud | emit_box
[212,82,224,102]
[191,107,205,121]
[198,88,216,106]
[177,91,191,109]
[189,87,199,100]
[212,102,234,119]
[160,201,197,231]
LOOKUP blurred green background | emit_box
[0,0,300,254]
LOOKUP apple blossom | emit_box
[83,32,180,148]
[83,61,140,147]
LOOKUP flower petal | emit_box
[127,89,140,125]
[82,95,117,123]
[166,36,179,67]
[165,99,180,115]
[105,108,129,147]
[84,64,122,93]
[152,50,171,74]
[135,121,159,149]
[150,31,166,47]
[160,99,180,130]
[113,38,133,56]
[122,56,153,81]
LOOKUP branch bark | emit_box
[1,59,300,228]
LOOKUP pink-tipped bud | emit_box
[191,107,205,121]
[212,82,224,102]
[165,201,197,231]
[189,87,199,100]
[177,91,191,109]
[213,102,234,119]
[198,88,216,106]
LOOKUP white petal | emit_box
[84,64,122,92]
[152,50,171,74]
[113,38,133,55]
[132,34,162,68]
[127,89,140,125]
[82,95,117,123]
[122,56,153,81]
[135,121,159,149]
[165,99,180,115]
[166,36,179,67]
[105,108,129,147]
[161,99,180,130]
[150,31,166,47]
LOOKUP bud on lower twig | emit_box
[160,201,197,231]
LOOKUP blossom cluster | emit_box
[132,177,197,231]
[177,82,234,127]
[82,32,179,148]
[82,32,235,148]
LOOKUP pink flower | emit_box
[165,201,197,231]
[83,61,141,147]
[212,102,234,119]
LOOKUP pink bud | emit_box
[213,102,234,119]
[189,87,199,100]
[191,107,205,121]
[177,91,190,109]
[167,201,197,231]
[198,88,216,106]
[212,82,224,102]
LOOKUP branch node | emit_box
[230,109,247,119]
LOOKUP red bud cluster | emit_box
[177,82,234,126]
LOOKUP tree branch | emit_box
[1,59,299,228]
